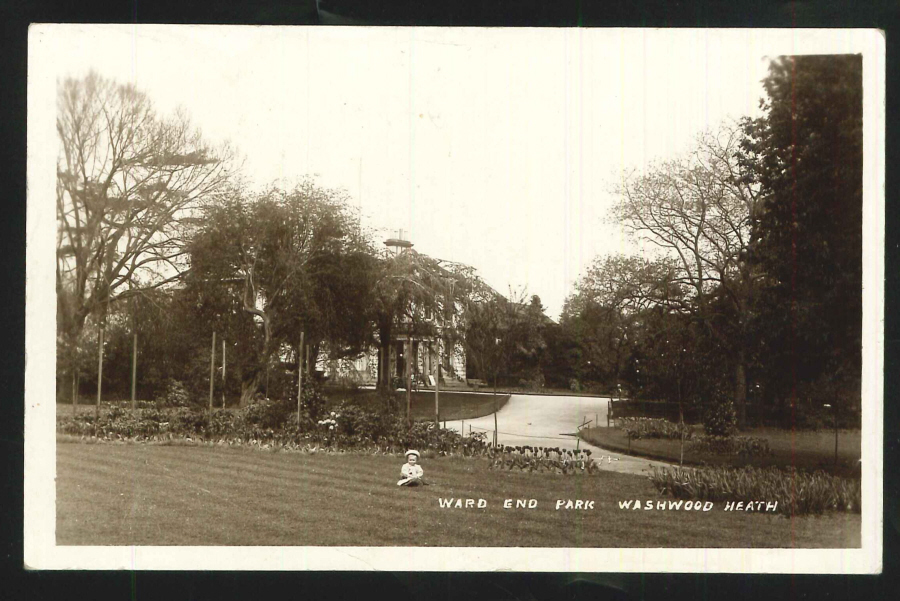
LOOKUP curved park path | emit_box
[444,393,675,475]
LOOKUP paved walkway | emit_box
[443,394,674,476]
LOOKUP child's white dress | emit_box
[398,463,425,486]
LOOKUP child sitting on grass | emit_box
[397,450,427,486]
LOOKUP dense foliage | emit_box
[649,465,861,516]
[739,55,863,414]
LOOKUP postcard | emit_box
[25,25,884,572]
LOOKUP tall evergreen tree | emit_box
[741,54,863,407]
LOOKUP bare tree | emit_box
[56,72,232,381]
[612,124,761,422]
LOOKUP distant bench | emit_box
[466,378,486,389]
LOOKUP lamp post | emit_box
[493,336,501,446]
[824,402,839,470]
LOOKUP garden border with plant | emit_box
[56,389,610,476]
[648,464,861,517]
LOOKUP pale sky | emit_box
[30,26,868,319]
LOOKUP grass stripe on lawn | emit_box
[57,442,862,548]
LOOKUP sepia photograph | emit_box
[24,25,883,572]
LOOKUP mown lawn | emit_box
[580,427,862,477]
[57,441,859,547]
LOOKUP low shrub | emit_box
[155,379,193,408]
[331,403,394,445]
[243,395,293,430]
[648,464,861,516]
[58,405,179,440]
[702,400,738,437]
[618,417,694,441]
[301,381,328,425]
[205,409,245,437]
[689,435,771,458]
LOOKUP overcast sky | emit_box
[31,26,867,319]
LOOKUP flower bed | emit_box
[689,434,771,457]
[55,401,493,456]
[648,464,861,516]
[616,417,770,458]
[486,444,604,475]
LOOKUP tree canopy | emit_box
[740,54,863,405]
[185,180,373,403]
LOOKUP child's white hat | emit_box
[405,449,420,459]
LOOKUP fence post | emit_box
[493,400,498,447]
[222,337,226,408]
[209,331,216,420]
[435,358,441,426]
[297,332,304,431]
[131,328,137,411]
[95,325,104,421]
[833,400,839,470]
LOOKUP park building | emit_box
[318,230,470,389]
[318,326,468,390]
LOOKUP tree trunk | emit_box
[240,371,262,407]
[735,352,747,428]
